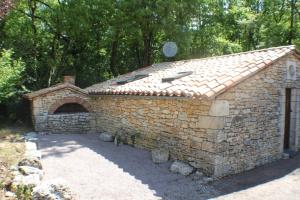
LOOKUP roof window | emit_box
[116,74,149,85]
[162,71,193,83]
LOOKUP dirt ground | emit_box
[38,133,300,200]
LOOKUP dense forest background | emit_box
[0,0,299,120]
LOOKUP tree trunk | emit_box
[110,39,119,76]
[288,0,296,44]
[142,31,153,67]
[135,42,141,67]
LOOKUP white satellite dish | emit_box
[163,42,178,58]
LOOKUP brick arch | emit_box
[48,96,92,114]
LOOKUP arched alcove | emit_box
[53,103,88,114]
[48,97,92,114]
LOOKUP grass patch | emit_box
[0,124,30,199]
[0,127,26,166]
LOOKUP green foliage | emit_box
[114,128,141,147]
[0,0,299,93]
[16,184,33,200]
[0,49,25,103]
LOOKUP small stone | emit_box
[151,149,169,164]
[170,161,194,176]
[11,174,41,192]
[191,170,204,181]
[32,178,74,200]
[25,132,38,137]
[19,166,44,180]
[195,170,204,176]
[282,153,290,159]
[25,150,42,159]
[5,191,16,198]
[24,132,38,141]
[9,166,18,171]
[202,176,214,184]
[99,132,114,142]
[25,141,37,151]
[18,157,42,169]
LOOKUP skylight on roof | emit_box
[117,74,149,85]
[162,71,193,83]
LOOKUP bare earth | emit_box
[38,134,300,200]
[37,134,218,200]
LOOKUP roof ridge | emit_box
[85,45,299,99]
[155,45,296,66]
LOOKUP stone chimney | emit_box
[63,75,75,85]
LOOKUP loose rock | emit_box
[32,178,74,200]
[99,132,114,142]
[19,166,44,180]
[18,157,43,169]
[25,141,37,151]
[24,132,38,141]
[25,150,42,159]
[282,153,290,159]
[202,176,214,184]
[11,174,41,192]
[151,148,169,163]
[170,161,194,176]
[5,191,16,198]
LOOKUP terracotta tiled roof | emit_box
[24,83,88,99]
[87,45,298,99]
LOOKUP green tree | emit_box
[0,49,25,103]
[0,0,299,92]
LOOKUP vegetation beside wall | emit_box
[0,0,299,120]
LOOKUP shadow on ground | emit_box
[38,133,217,200]
[210,152,300,198]
[38,133,300,200]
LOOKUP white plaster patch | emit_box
[286,60,297,80]
[209,100,229,116]
[196,116,225,129]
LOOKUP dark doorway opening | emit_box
[284,88,291,149]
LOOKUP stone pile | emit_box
[32,178,74,200]
[11,132,43,191]
[7,132,75,200]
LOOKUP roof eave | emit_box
[24,84,88,100]
[211,49,300,99]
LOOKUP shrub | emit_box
[0,49,25,104]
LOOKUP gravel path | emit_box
[211,153,300,200]
[38,133,300,200]
[213,169,300,200]
[37,134,218,200]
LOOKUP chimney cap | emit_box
[63,75,75,85]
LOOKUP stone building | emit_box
[25,45,300,177]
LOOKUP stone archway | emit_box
[48,96,92,114]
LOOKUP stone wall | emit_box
[47,113,95,134]
[31,88,95,134]
[214,54,300,176]
[90,96,221,174]
[89,54,300,177]
[28,54,300,177]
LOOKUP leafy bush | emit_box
[0,49,25,104]
[16,184,33,200]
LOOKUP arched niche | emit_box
[48,97,92,114]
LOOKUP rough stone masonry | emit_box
[24,46,300,177]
